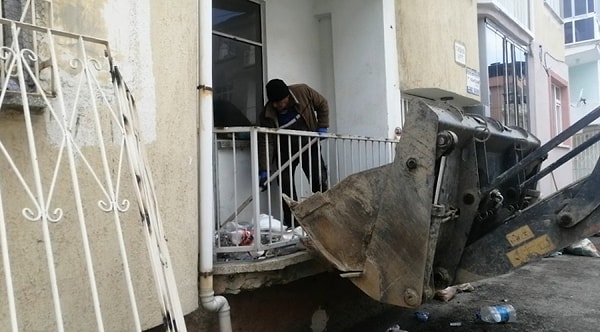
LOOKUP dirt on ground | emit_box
[346,237,600,332]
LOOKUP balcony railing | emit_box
[213,127,398,262]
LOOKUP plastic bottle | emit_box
[478,304,517,323]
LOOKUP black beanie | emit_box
[266,79,290,102]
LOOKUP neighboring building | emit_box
[561,0,600,181]
[0,1,572,331]
[573,124,600,179]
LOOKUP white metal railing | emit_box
[213,127,398,261]
[0,18,185,331]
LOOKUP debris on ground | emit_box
[414,311,429,322]
[434,283,475,302]
[476,304,517,323]
[385,323,408,332]
[563,238,600,258]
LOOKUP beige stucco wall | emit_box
[397,0,480,106]
[530,1,573,195]
[0,0,198,330]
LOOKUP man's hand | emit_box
[259,170,268,190]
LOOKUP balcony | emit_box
[212,127,398,267]
[564,14,600,66]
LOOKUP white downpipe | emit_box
[198,0,232,332]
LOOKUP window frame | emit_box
[562,0,597,44]
[548,70,570,145]
[211,0,265,127]
[484,22,530,130]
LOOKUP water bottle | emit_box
[478,304,517,323]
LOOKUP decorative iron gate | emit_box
[0,17,186,331]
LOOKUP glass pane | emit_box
[486,26,506,124]
[563,0,572,18]
[514,48,528,129]
[575,18,594,41]
[212,35,263,126]
[213,0,261,42]
[565,22,573,43]
[575,0,587,15]
[589,0,595,12]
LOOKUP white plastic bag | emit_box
[257,214,285,232]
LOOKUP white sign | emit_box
[466,67,480,96]
[455,41,466,66]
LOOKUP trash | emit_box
[477,304,517,323]
[449,322,462,327]
[385,323,408,332]
[434,282,475,302]
[563,238,600,258]
[414,311,429,322]
[217,221,254,246]
[547,250,563,257]
[257,214,286,232]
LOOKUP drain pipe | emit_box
[198,0,232,331]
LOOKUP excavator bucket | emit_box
[287,99,542,308]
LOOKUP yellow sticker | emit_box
[505,225,535,247]
[506,235,556,268]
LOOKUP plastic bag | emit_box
[564,238,600,257]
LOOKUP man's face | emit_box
[272,95,290,112]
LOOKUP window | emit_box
[212,0,263,127]
[552,84,562,134]
[0,0,53,109]
[549,74,569,140]
[563,0,596,44]
[485,24,529,129]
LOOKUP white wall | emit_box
[264,0,324,92]
[264,0,400,138]
[569,62,600,124]
[330,0,400,138]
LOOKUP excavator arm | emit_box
[287,99,600,308]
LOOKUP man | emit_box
[257,78,329,227]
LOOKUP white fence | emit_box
[213,127,398,261]
[0,18,185,331]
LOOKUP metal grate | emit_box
[0,18,185,331]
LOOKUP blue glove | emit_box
[317,128,328,134]
[259,170,268,189]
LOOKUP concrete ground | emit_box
[346,237,600,332]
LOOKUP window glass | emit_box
[485,24,529,129]
[563,0,572,18]
[213,0,261,43]
[575,0,587,15]
[553,85,562,134]
[212,35,263,126]
[575,17,594,41]
[588,0,595,12]
[212,0,263,128]
[564,21,574,43]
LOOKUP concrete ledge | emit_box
[213,251,331,294]
[1,91,47,113]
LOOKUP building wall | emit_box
[265,0,402,139]
[530,0,573,195]
[569,62,600,123]
[398,0,480,107]
[0,0,199,330]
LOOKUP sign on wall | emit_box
[454,41,466,66]
[466,67,480,96]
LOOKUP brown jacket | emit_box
[258,83,329,171]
